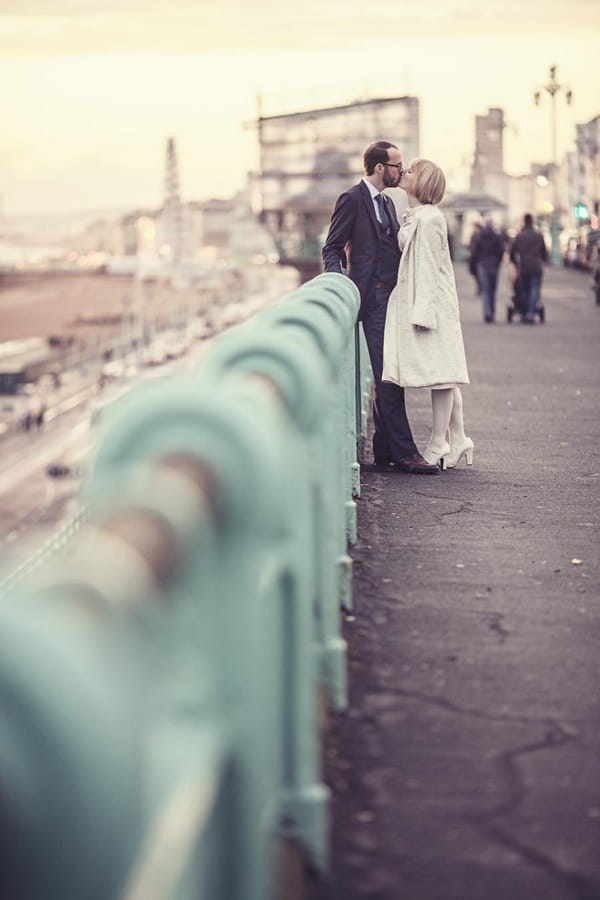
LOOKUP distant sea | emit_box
[0,240,69,267]
[0,208,128,266]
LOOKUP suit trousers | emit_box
[519,271,542,319]
[478,267,499,322]
[361,284,418,461]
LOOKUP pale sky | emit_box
[2,0,600,217]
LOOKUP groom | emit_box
[322,141,439,474]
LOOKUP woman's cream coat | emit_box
[382,203,469,389]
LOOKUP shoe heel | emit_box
[465,447,474,466]
[439,456,447,471]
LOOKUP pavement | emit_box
[309,260,600,900]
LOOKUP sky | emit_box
[1,0,600,218]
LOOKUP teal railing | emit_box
[0,273,371,900]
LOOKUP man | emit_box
[322,141,439,475]
[470,219,505,323]
[467,221,483,295]
[509,213,548,324]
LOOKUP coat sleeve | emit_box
[322,191,355,273]
[410,217,444,330]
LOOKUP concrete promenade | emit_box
[311,261,600,899]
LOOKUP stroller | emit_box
[507,271,545,323]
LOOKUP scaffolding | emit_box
[250,97,420,280]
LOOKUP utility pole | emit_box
[534,65,573,266]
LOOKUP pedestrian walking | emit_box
[467,221,483,296]
[470,219,505,322]
[382,158,473,470]
[509,213,548,324]
[322,141,439,474]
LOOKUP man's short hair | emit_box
[524,213,534,228]
[363,141,398,175]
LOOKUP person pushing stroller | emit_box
[509,213,548,324]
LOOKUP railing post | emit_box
[89,378,299,899]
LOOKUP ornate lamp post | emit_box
[534,65,573,266]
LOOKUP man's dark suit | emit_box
[322,180,418,462]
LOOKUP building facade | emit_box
[574,115,600,226]
[470,108,505,195]
[250,96,420,280]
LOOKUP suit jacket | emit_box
[322,180,401,319]
[509,226,547,276]
[470,225,505,272]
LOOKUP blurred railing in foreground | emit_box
[0,273,373,900]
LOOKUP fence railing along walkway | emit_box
[0,272,373,900]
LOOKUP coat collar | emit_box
[399,209,420,256]
[399,204,441,258]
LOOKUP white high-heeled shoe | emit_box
[445,437,474,468]
[423,441,450,470]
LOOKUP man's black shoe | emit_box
[395,453,441,475]
[374,457,395,469]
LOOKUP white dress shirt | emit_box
[362,177,387,224]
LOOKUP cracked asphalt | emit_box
[309,261,600,900]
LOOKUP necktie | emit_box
[375,194,390,233]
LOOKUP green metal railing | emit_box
[0,273,371,900]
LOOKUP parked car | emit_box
[46,463,72,478]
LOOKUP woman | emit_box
[382,158,473,469]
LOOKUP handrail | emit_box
[0,273,370,900]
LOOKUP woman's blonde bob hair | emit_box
[408,157,446,205]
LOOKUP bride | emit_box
[382,157,474,470]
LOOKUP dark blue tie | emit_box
[375,194,390,233]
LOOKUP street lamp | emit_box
[534,64,573,266]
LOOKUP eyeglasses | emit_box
[383,163,404,173]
